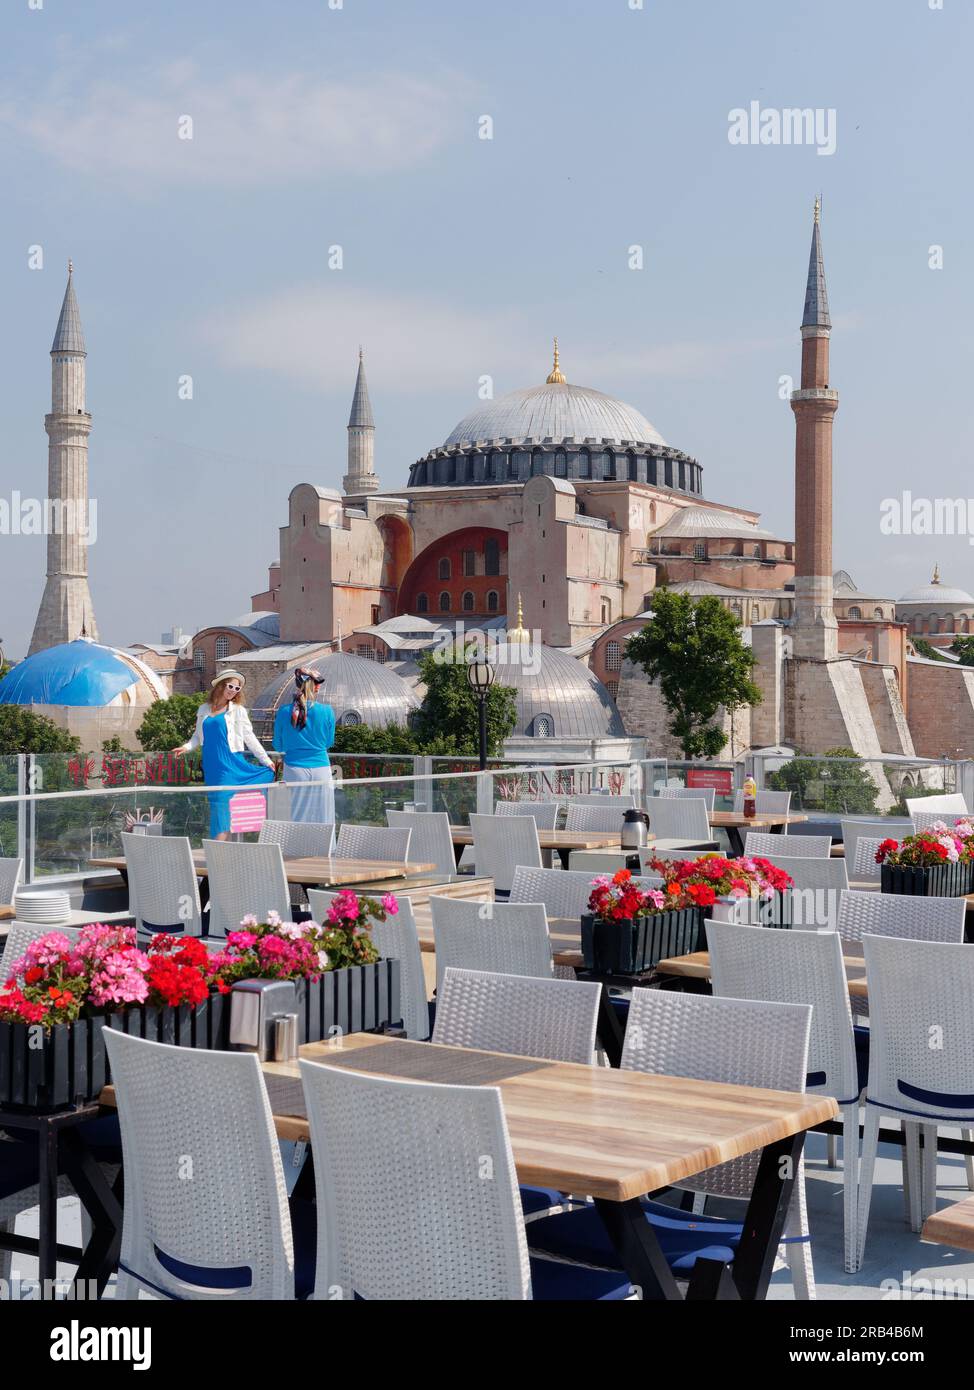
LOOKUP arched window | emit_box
[693,541,706,560]
[605,640,622,671]
[193,648,204,670]
[462,591,475,611]
[601,598,611,624]
[215,635,230,660]
[507,452,518,479]
[554,450,567,478]
[531,449,544,476]
[484,538,500,576]
[338,710,362,727]
[533,714,554,738]
[627,451,638,481]
[438,557,451,581]
[439,591,451,612]
[848,607,862,619]
[874,607,884,619]
[752,545,761,558]
[605,680,619,701]
[487,590,499,613]
[416,593,429,614]
[578,449,591,479]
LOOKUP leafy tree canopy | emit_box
[0,705,81,755]
[767,747,880,815]
[412,649,518,757]
[949,636,974,666]
[913,636,949,662]
[136,692,208,752]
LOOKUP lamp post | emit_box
[466,656,496,771]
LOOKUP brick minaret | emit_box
[790,199,839,661]
[343,349,378,495]
[29,263,99,654]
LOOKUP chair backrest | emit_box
[743,832,832,858]
[840,818,907,876]
[469,814,541,894]
[733,789,792,815]
[299,1059,530,1300]
[0,857,24,906]
[622,990,811,1199]
[707,922,858,1104]
[122,833,203,937]
[335,824,411,863]
[645,796,711,843]
[103,1028,294,1299]
[509,866,661,919]
[494,801,560,830]
[657,785,716,813]
[309,889,429,1040]
[567,793,636,809]
[258,819,335,858]
[564,803,630,834]
[863,935,974,1120]
[911,810,974,835]
[904,793,968,818]
[837,888,966,946]
[761,855,848,929]
[639,848,700,866]
[433,967,601,1064]
[1,922,82,977]
[430,898,553,995]
[851,837,884,882]
[204,839,291,939]
[385,810,455,876]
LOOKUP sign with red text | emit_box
[686,768,733,795]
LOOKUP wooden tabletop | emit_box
[259,1033,837,1201]
[922,1195,974,1251]
[709,812,810,831]
[656,947,867,997]
[449,826,634,851]
[0,905,13,922]
[90,851,437,888]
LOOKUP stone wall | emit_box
[906,660,974,758]
[615,658,751,759]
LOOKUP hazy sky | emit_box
[1,0,970,656]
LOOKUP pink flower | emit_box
[227,931,257,950]
[239,914,258,928]
[265,910,282,927]
[380,894,399,916]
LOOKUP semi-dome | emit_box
[443,382,667,450]
[250,650,419,740]
[490,642,625,739]
[653,504,778,540]
[0,638,167,708]
[898,572,974,605]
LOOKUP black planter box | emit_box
[296,959,401,1044]
[580,908,703,975]
[880,862,971,898]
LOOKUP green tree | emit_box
[136,693,208,752]
[625,592,761,758]
[332,722,421,756]
[913,637,948,662]
[0,705,81,755]
[767,747,880,814]
[412,650,518,757]
[101,735,125,754]
[950,636,974,666]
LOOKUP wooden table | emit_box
[0,905,13,922]
[923,1195,974,1250]
[260,1032,837,1300]
[449,825,635,870]
[90,851,438,892]
[709,812,809,857]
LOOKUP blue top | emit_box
[273,702,335,768]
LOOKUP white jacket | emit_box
[180,702,274,769]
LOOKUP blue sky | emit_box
[0,0,970,654]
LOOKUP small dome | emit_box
[250,650,419,738]
[232,611,281,637]
[0,638,167,708]
[443,382,666,449]
[653,505,778,540]
[898,580,974,605]
[491,644,624,739]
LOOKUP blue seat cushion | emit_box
[0,1139,43,1202]
[527,1198,741,1274]
[290,1196,317,1300]
[520,1185,565,1217]
[529,1256,632,1300]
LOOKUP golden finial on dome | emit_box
[68,257,74,275]
[508,593,529,642]
[932,562,941,585]
[546,338,566,385]
[813,195,821,225]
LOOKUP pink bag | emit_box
[229,790,267,834]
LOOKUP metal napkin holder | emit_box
[229,978,299,1061]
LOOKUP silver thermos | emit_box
[620,808,650,850]
[229,978,300,1061]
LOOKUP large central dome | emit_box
[443,382,667,449]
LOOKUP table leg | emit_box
[726,826,745,857]
[557,848,571,870]
[595,986,625,1068]
[592,1197,684,1300]
[37,1122,60,1293]
[717,1131,805,1301]
[61,1131,124,1299]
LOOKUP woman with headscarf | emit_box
[272,668,336,825]
[176,670,276,841]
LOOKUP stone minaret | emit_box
[342,349,378,494]
[29,263,99,653]
[790,199,839,661]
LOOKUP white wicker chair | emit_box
[386,810,455,876]
[258,819,335,857]
[433,967,601,1064]
[567,793,636,809]
[309,889,429,1041]
[204,839,292,939]
[335,824,411,863]
[0,857,23,906]
[707,922,862,1273]
[122,833,203,937]
[430,898,553,994]
[469,814,541,895]
[733,789,792,815]
[840,818,907,877]
[657,786,716,813]
[904,793,968,818]
[836,889,966,947]
[494,801,560,830]
[103,1029,295,1299]
[644,796,712,844]
[911,810,974,835]
[762,855,848,930]
[858,936,974,1266]
[622,989,816,1298]
[744,832,832,858]
[851,837,884,883]
[509,866,661,921]
[564,803,630,834]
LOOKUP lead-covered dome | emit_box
[491,643,625,739]
[443,382,667,449]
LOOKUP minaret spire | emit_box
[29,264,99,654]
[546,337,566,385]
[343,349,378,495]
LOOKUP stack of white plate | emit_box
[14,890,73,926]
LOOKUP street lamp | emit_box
[466,657,496,770]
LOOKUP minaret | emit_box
[29,262,99,654]
[790,199,839,661]
[342,348,378,495]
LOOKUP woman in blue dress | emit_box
[176,671,276,839]
[273,668,336,824]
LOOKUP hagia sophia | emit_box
[7,204,974,774]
